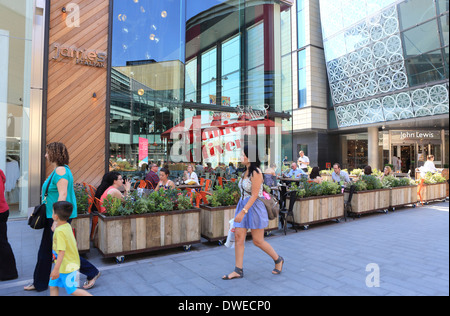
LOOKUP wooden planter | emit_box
[389,186,418,209]
[344,188,390,216]
[419,183,447,203]
[200,205,279,243]
[97,209,201,260]
[288,194,344,229]
[71,213,90,254]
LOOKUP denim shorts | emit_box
[49,271,79,295]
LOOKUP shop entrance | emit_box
[392,142,443,173]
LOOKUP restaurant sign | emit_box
[51,43,107,68]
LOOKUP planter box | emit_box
[288,194,344,228]
[200,205,279,242]
[344,188,390,216]
[71,213,90,253]
[390,186,418,209]
[419,183,447,203]
[97,209,201,258]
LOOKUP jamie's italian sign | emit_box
[51,43,107,68]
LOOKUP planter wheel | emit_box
[218,240,224,246]
[303,225,309,230]
[412,204,416,208]
[183,245,192,252]
[115,256,125,264]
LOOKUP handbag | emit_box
[28,173,54,230]
[241,182,280,221]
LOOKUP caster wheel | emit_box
[412,204,416,208]
[183,245,192,252]
[115,256,125,264]
[303,225,309,230]
[218,240,224,246]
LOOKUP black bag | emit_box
[28,173,54,230]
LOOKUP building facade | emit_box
[1,0,294,218]
[291,0,449,172]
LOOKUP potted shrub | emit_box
[418,172,447,204]
[288,179,345,229]
[382,176,418,210]
[97,189,201,262]
[71,184,91,253]
[344,175,390,217]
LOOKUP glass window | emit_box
[185,58,197,102]
[0,0,33,218]
[298,50,307,108]
[443,46,449,78]
[398,0,436,31]
[405,49,446,86]
[247,22,265,108]
[221,35,241,107]
[201,48,217,105]
[402,19,441,58]
[437,0,449,14]
[440,14,449,47]
[297,0,306,48]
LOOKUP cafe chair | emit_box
[344,185,356,220]
[134,180,147,189]
[145,180,155,190]
[279,189,298,235]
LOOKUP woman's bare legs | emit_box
[223,228,247,279]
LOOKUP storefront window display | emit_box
[109,0,293,179]
[0,0,33,217]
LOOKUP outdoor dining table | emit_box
[177,184,203,191]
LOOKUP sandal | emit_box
[83,271,101,290]
[222,267,244,280]
[24,284,36,291]
[272,256,284,275]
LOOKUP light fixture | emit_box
[61,7,66,13]
[92,92,97,99]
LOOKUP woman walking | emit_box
[222,144,284,280]
[0,168,18,281]
[24,142,100,292]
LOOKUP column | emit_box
[368,127,379,170]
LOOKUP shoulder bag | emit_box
[241,179,280,221]
[28,172,54,230]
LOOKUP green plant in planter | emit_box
[381,175,400,188]
[423,172,446,184]
[350,169,364,177]
[74,183,89,215]
[295,179,340,198]
[207,182,241,207]
[361,175,383,190]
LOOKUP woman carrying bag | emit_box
[222,144,284,280]
[24,142,100,292]
[0,168,18,281]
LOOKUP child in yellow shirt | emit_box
[49,201,92,296]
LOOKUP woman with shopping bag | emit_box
[222,144,284,280]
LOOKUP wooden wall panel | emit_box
[46,0,109,187]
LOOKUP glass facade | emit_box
[0,0,33,217]
[110,0,293,178]
[319,0,449,128]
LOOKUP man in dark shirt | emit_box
[145,164,160,190]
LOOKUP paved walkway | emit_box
[0,201,448,296]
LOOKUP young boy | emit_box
[49,201,92,296]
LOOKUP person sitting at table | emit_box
[284,163,307,178]
[184,165,199,185]
[309,167,323,184]
[381,166,392,181]
[364,165,372,176]
[145,163,160,190]
[204,163,214,174]
[331,163,350,183]
[155,168,176,191]
[226,163,236,177]
[264,163,278,186]
[99,172,132,213]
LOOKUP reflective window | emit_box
[0,0,33,218]
[440,14,449,47]
[406,49,445,86]
[247,22,265,108]
[402,19,441,58]
[221,35,241,107]
[437,0,449,14]
[398,0,436,31]
[298,50,307,108]
[201,48,217,105]
[297,0,306,48]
